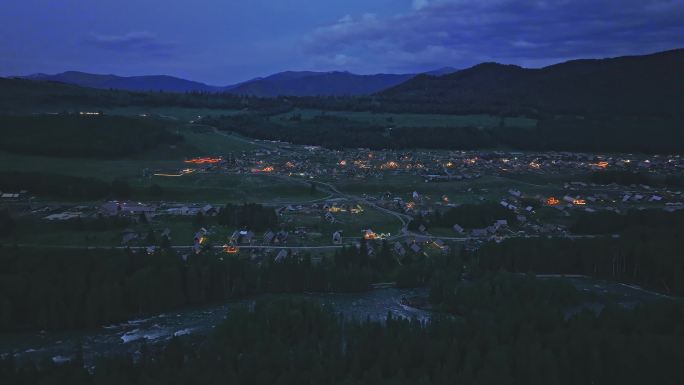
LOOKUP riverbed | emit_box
[0,277,674,367]
[0,288,429,367]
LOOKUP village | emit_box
[2,140,684,261]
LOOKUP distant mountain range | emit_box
[10,49,684,116]
[225,71,415,97]
[20,71,221,93]
[17,67,458,97]
[380,49,684,115]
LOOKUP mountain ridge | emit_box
[379,48,684,115]
[16,68,458,96]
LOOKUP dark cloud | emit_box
[304,0,684,72]
[85,31,175,57]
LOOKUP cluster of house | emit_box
[100,201,220,220]
[278,199,366,227]
[101,201,157,221]
[452,219,511,238]
[327,150,684,182]
[392,237,449,258]
[149,141,682,196]
[121,227,171,247]
[0,190,29,210]
[0,191,25,200]
[545,182,681,214]
[39,204,96,221]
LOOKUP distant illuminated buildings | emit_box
[184,157,222,165]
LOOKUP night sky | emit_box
[1,0,683,84]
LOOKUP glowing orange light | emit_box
[364,230,378,240]
[546,197,560,205]
[573,199,587,205]
[252,166,274,173]
[381,161,399,170]
[223,245,239,254]
[185,157,222,165]
[595,161,609,168]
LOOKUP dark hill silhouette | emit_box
[21,71,222,93]
[380,49,684,116]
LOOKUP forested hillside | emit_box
[0,115,182,158]
[381,49,684,117]
[3,286,683,385]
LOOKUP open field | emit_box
[102,106,245,122]
[272,109,537,128]
[0,120,276,202]
[6,217,124,247]
[0,150,170,180]
[332,173,562,204]
[5,215,205,248]
[0,151,327,203]
[182,126,258,153]
[0,116,256,175]
[149,172,327,204]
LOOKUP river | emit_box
[0,288,429,367]
[0,277,673,367]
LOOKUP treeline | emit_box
[0,209,15,237]
[515,116,684,154]
[0,239,442,333]
[0,171,131,200]
[0,77,536,116]
[571,208,684,235]
[4,284,684,385]
[215,203,278,231]
[5,78,684,153]
[0,115,183,158]
[1,77,297,115]
[410,203,516,231]
[202,114,388,150]
[430,272,582,315]
[203,113,684,154]
[476,234,684,296]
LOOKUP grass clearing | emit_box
[102,106,245,122]
[149,173,327,204]
[272,109,537,129]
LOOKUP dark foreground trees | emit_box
[3,287,684,385]
[0,242,423,333]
